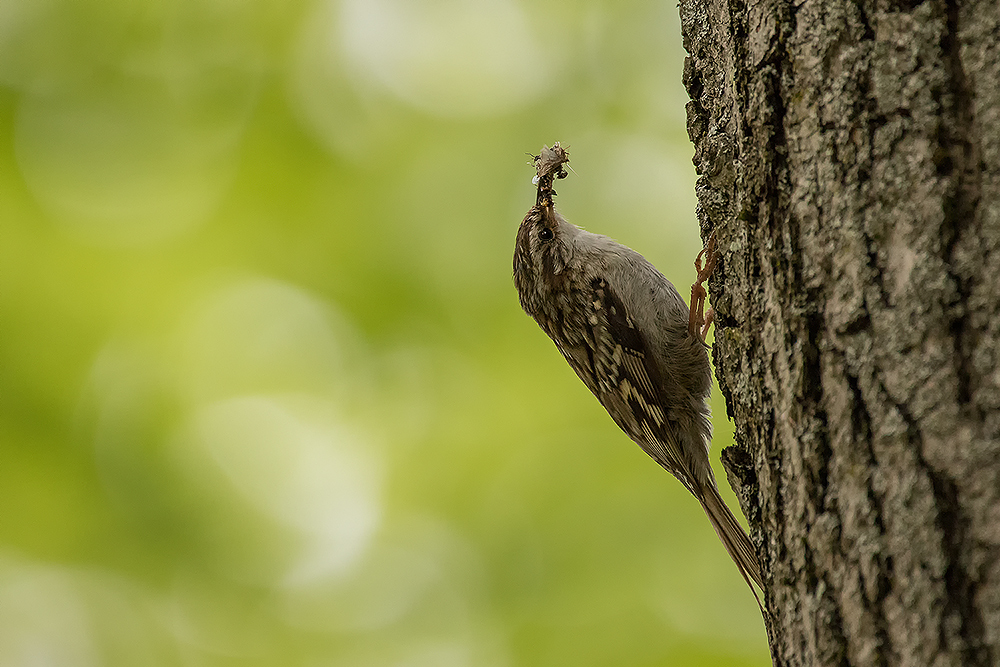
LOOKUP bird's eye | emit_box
[538,227,554,242]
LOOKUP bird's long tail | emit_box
[697,480,765,613]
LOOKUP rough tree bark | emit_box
[677,0,1000,664]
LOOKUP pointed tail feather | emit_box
[697,481,765,612]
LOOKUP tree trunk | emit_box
[677,0,1000,664]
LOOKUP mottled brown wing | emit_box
[556,277,691,488]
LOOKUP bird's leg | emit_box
[688,231,718,341]
[700,308,715,341]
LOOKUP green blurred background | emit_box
[0,0,768,664]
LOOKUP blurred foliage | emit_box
[0,0,769,665]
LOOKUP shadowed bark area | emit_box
[678,0,1000,664]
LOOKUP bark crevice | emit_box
[939,0,982,412]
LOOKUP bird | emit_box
[512,143,763,609]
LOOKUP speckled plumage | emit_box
[513,195,763,603]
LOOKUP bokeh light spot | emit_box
[337,0,557,118]
[190,396,382,586]
[15,71,253,246]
